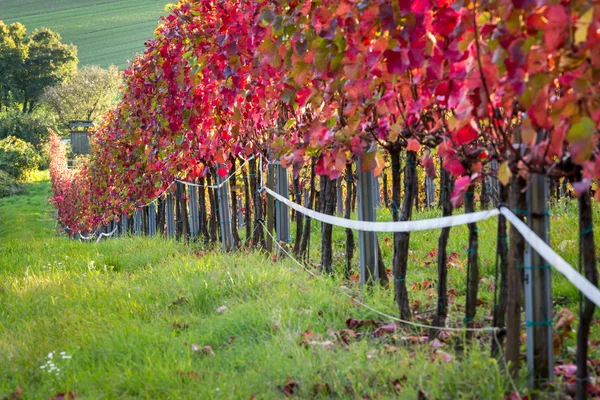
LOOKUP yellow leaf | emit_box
[498,161,512,186]
[521,117,537,144]
[388,121,402,142]
[575,8,594,45]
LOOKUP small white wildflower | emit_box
[61,355,71,359]
[60,351,66,355]
[47,352,53,359]
[40,365,46,369]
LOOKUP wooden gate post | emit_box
[524,172,553,388]
[165,194,175,238]
[216,166,234,251]
[275,163,290,249]
[357,157,378,284]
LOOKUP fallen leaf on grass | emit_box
[191,344,215,356]
[312,383,331,396]
[554,308,575,353]
[5,387,22,400]
[431,338,444,349]
[554,363,577,379]
[48,393,76,400]
[282,377,299,396]
[171,322,189,331]
[401,336,428,343]
[201,346,216,356]
[328,328,360,345]
[176,370,202,381]
[346,318,382,330]
[418,389,429,399]
[391,376,407,391]
[372,323,398,338]
[366,349,378,359]
[216,305,228,313]
[434,350,453,363]
[169,297,188,308]
[221,336,236,348]
[383,344,399,354]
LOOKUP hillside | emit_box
[0,0,165,68]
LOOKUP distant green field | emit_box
[0,0,166,68]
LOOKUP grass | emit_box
[0,0,165,68]
[0,172,598,399]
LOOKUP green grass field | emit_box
[0,0,165,68]
[0,172,598,398]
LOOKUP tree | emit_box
[0,22,78,113]
[43,65,122,125]
[0,22,27,112]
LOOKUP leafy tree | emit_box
[0,22,27,112]
[43,65,122,124]
[0,22,78,113]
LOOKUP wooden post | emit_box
[165,194,175,238]
[134,210,142,235]
[237,198,244,230]
[336,179,343,216]
[373,174,381,208]
[275,163,290,248]
[148,202,157,237]
[266,162,275,253]
[188,183,199,239]
[425,175,435,210]
[121,213,128,236]
[357,157,378,284]
[489,161,499,207]
[524,172,553,388]
[216,166,234,251]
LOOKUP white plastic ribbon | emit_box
[500,207,600,308]
[261,186,500,232]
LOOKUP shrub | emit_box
[0,109,60,150]
[0,170,25,197]
[0,136,39,179]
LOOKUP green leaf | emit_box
[284,118,296,130]
[567,117,594,143]
[567,117,595,163]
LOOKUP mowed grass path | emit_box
[0,0,165,68]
